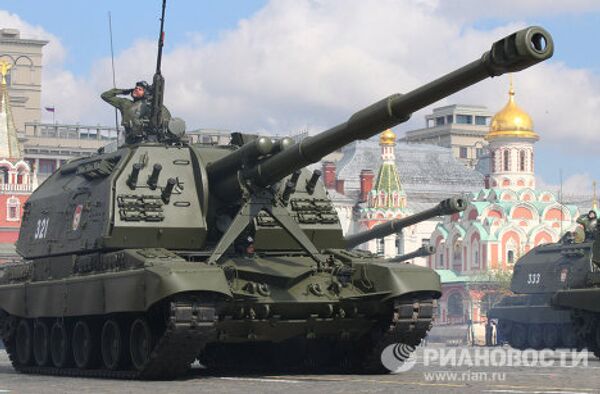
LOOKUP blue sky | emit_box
[1,1,600,195]
[2,0,267,75]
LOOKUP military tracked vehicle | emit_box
[0,1,554,378]
[552,234,600,357]
[488,236,593,350]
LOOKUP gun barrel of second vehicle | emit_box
[344,197,466,249]
[388,245,436,263]
[209,26,553,200]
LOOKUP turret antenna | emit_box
[108,11,120,143]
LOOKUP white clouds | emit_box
[433,0,600,22]
[536,172,595,196]
[2,1,600,160]
[0,10,66,66]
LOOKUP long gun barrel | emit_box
[149,0,167,136]
[344,197,466,249]
[209,26,553,200]
[388,245,436,263]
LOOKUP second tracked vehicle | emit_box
[489,237,592,349]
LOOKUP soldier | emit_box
[101,81,171,144]
[576,210,597,241]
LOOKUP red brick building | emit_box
[0,61,34,262]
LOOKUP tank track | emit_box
[358,296,436,373]
[571,310,600,358]
[497,319,579,350]
[202,296,436,373]
[3,301,217,380]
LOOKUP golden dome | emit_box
[380,129,396,145]
[486,80,539,141]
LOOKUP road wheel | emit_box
[497,319,512,344]
[527,324,544,350]
[50,321,72,368]
[101,319,128,370]
[509,323,527,350]
[497,319,512,337]
[561,324,578,348]
[33,320,51,366]
[72,320,98,369]
[15,319,33,366]
[542,324,559,349]
[593,323,600,358]
[129,318,154,371]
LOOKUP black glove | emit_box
[121,88,133,95]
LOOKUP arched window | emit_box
[453,239,463,271]
[16,169,27,184]
[379,191,386,207]
[447,293,464,317]
[506,238,518,264]
[530,151,534,172]
[3,68,12,86]
[507,250,515,264]
[503,150,510,171]
[519,150,526,171]
[0,167,8,184]
[471,242,480,270]
[396,231,404,256]
[6,197,20,221]
[491,151,496,172]
[377,238,384,256]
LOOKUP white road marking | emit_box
[218,377,302,384]
[484,390,591,394]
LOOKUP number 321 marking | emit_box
[34,217,49,240]
[527,273,541,285]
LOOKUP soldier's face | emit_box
[132,86,145,98]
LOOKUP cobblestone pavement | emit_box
[0,345,599,393]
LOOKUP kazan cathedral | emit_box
[427,83,579,331]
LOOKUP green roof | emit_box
[450,223,466,238]
[436,269,498,284]
[371,162,405,208]
[478,189,491,199]
[436,269,476,284]
[434,223,449,238]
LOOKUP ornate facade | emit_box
[355,130,411,258]
[427,83,579,332]
[0,61,34,262]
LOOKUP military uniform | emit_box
[576,211,598,241]
[101,88,171,144]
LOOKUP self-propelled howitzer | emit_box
[345,198,466,249]
[551,229,600,358]
[0,26,554,380]
[488,237,593,350]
